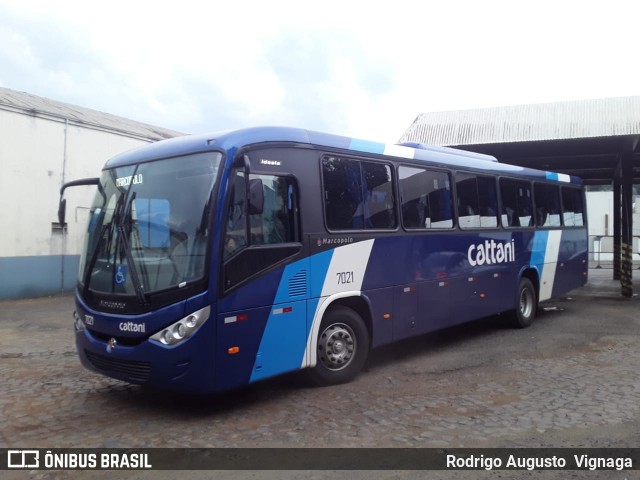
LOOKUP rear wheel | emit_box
[308,305,369,386]
[511,277,537,328]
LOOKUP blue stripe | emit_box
[0,255,79,299]
[530,231,548,276]
[348,138,385,155]
[249,247,335,382]
[250,260,307,382]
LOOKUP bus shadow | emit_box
[98,370,310,417]
[97,307,566,416]
[366,314,506,371]
[366,305,564,372]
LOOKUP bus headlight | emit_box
[73,311,85,332]
[150,306,211,346]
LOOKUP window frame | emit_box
[320,154,399,233]
[398,164,455,231]
[498,177,535,230]
[533,181,563,228]
[221,167,303,293]
[454,171,500,230]
[560,185,586,228]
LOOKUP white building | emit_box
[0,87,182,299]
[587,191,640,260]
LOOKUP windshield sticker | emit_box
[115,174,143,188]
[115,264,128,285]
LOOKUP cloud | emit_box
[1,0,640,144]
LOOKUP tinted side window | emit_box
[362,162,397,229]
[534,183,562,227]
[322,157,363,230]
[500,179,534,227]
[562,187,585,227]
[456,173,498,229]
[477,176,499,228]
[399,166,454,229]
[322,156,396,231]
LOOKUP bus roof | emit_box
[104,126,583,185]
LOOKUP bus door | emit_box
[216,169,306,389]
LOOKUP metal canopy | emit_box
[448,135,640,186]
[399,97,640,185]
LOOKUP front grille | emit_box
[85,350,151,382]
[88,329,144,346]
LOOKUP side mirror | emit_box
[248,179,264,215]
[57,177,100,225]
[58,198,67,226]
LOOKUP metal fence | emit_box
[589,235,640,269]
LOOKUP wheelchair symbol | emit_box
[115,265,127,285]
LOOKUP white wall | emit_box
[586,191,640,237]
[0,108,154,298]
[586,192,613,237]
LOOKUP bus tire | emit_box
[511,277,537,328]
[308,305,370,386]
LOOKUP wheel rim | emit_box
[317,323,356,371]
[519,287,533,319]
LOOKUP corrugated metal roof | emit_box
[399,97,640,146]
[0,86,183,141]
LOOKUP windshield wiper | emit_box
[82,191,124,298]
[117,191,149,306]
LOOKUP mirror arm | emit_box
[58,177,100,225]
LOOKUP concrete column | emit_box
[613,164,621,280]
[621,153,634,297]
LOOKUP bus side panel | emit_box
[216,257,312,390]
[215,266,288,391]
[417,279,451,334]
[215,304,271,391]
[553,228,589,298]
[463,232,527,322]
[363,287,394,348]
[393,284,418,341]
[249,259,310,382]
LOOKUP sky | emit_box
[1,0,639,143]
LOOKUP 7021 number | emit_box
[336,271,354,285]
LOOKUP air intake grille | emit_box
[288,270,308,298]
[85,350,151,382]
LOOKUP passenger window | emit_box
[534,183,562,227]
[322,156,396,231]
[322,157,362,230]
[562,187,585,227]
[362,162,397,229]
[399,166,454,229]
[456,173,498,229]
[500,179,533,227]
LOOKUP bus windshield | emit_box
[78,152,221,301]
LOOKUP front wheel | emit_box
[511,277,537,328]
[307,305,369,386]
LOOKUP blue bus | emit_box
[58,127,588,393]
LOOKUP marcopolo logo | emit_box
[468,239,515,266]
[119,322,146,333]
